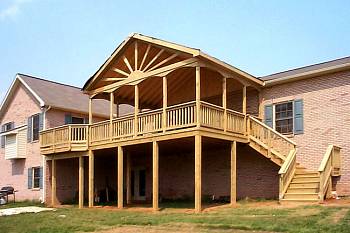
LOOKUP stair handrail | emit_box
[249,116,297,146]
[278,148,297,200]
[318,144,341,201]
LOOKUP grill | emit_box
[0,186,17,204]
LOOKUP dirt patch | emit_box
[330,208,349,223]
[96,223,276,233]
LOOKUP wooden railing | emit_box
[40,124,88,153]
[40,101,249,153]
[318,145,341,201]
[248,116,296,160]
[166,101,196,129]
[200,101,224,129]
[227,109,245,134]
[278,148,297,200]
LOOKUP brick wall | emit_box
[0,84,42,201]
[262,70,350,195]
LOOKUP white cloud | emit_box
[0,0,32,21]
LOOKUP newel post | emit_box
[110,92,114,141]
[162,76,167,132]
[242,85,247,134]
[223,77,227,131]
[134,85,139,136]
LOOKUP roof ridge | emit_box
[17,73,82,90]
[261,56,350,78]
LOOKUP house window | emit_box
[33,167,41,189]
[275,102,293,134]
[3,122,14,132]
[32,114,40,141]
[71,117,84,124]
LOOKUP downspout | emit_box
[41,105,51,203]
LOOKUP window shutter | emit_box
[28,167,33,189]
[27,116,32,142]
[39,166,43,189]
[0,125,5,148]
[294,99,304,134]
[39,113,44,131]
[65,114,72,124]
[264,104,273,128]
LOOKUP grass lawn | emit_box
[0,200,350,233]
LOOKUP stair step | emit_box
[287,188,319,193]
[284,193,319,200]
[281,198,319,202]
[289,183,319,189]
[294,174,319,178]
[291,177,320,183]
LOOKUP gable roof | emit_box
[261,56,350,86]
[83,33,264,91]
[0,74,113,119]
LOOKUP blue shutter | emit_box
[27,116,32,142]
[28,167,33,189]
[264,104,273,128]
[294,99,304,134]
[0,125,5,148]
[39,113,44,131]
[65,114,72,124]
[39,167,43,189]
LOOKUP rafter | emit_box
[148,54,178,72]
[111,68,130,77]
[142,49,164,72]
[135,41,138,70]
[102,77,126,81]
[139,44,151,71]
[123,56,134,73]
[91,58,197,95]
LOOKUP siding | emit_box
[5,135,17,159]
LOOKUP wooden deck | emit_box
[40,100,247,154]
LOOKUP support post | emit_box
[258,91,263,119]
[126,153,131,205]
[116,101,120,118]
[162,76,167,132]
[134,85,139,136]
[79,156,84,209]
[242,85,247,134]
[88,150,94,207]
[195,134,202,213]
[89,97,93,124]
[118,146,124,208]
[230,141,237,206]
[223,77,227,131]
[110,92,114,140]
[152,140,159,211]
[51,159,56,207]
[196,67,201,127]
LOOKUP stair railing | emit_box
[278,148,297,200]
[318,145,341,201]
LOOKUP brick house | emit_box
[0,74,114,202]
[3,34,348,212]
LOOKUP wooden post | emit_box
[152,140,159,211]
[118,146,124,208]
[195,134,202,213]
[126,152,131,205]
[116,101,120,118]
[196,67,201,127]
[134,85,139,136]
[242,85,247,134]
[51,159,56,207]
[258,91,263,119]
[88,150,94,207]
[79,156,84,209]
[162,76,167,132]
[230,141,237,206]
[223,77,227,132]
[89,97,93,124]
[110,92,114,140]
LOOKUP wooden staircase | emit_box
[282,168,320,201]
[247,116,342,202]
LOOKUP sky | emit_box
[1,0,350,102]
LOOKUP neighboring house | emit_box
[0,74,113,202]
